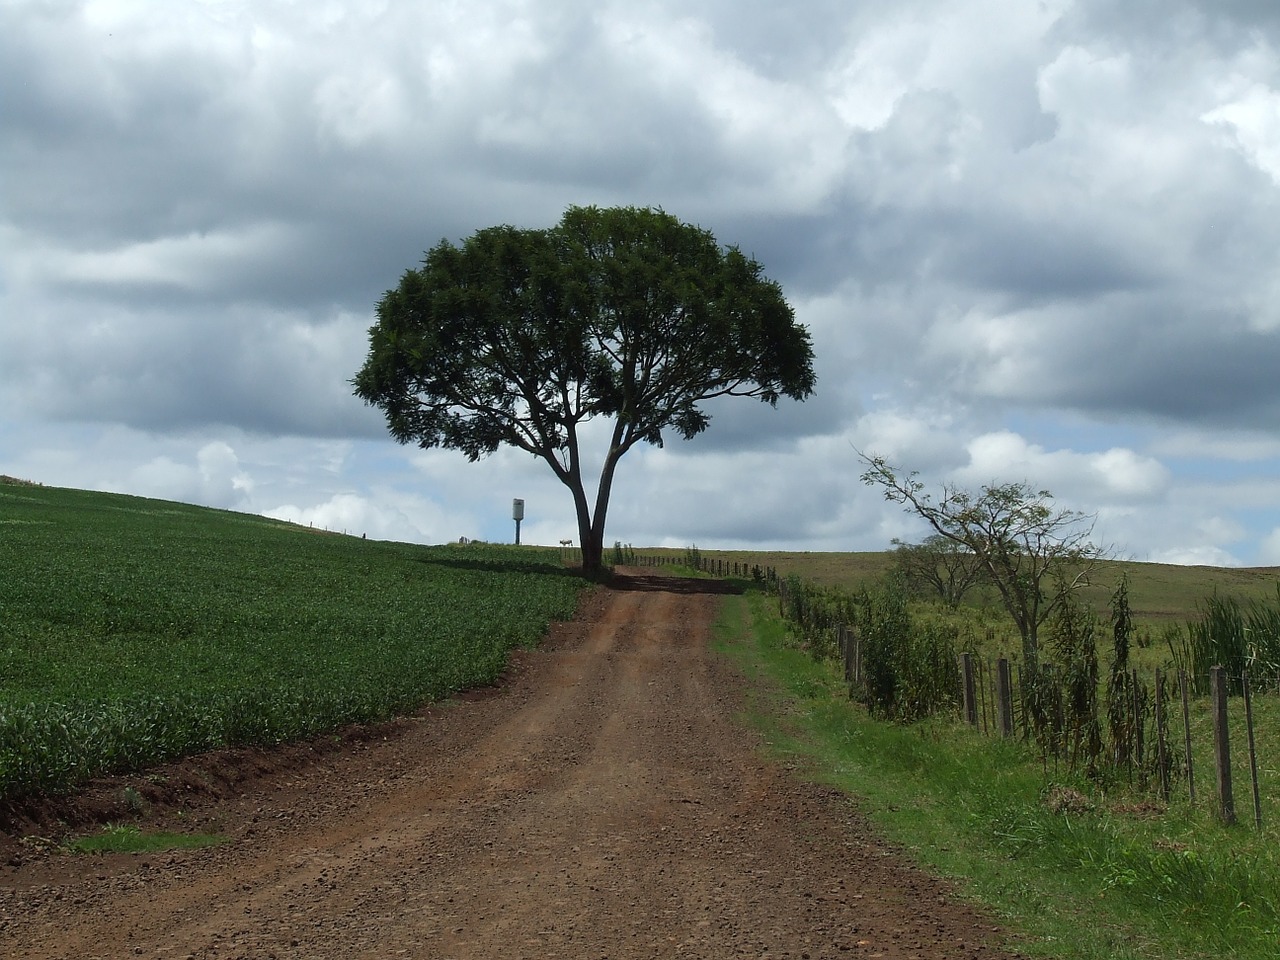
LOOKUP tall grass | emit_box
[1042,583,1103,776]
[1171,587,1280,694]
[856,578,959,721]
[774,575,956,720]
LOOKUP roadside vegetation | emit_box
[714,578,1280,960]
[0,482,584,802]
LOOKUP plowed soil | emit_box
[1,572,1022,959]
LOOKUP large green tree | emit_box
[353,205,816,574]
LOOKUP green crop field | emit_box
[0,480,585,802]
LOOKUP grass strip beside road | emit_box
[66,824,227,856]
[714,588,1280,960]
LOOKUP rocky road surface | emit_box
[1,572,1022,959]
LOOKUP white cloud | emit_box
[1203,82,1280,185]
[122,440,253,511]
[1149,545,1244,567]
[313,68,407,149]
[28,223,298,293]
[197,440,254,496]
[263,490,452,542]
[1258,528,1280,565]
[957,431,1170,503]
[1150,428,1280,461]
[1037,46,1134,128]
[851,409,967,473]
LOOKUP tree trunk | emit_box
[551,425,625,579]
[558,460,600,576]
[1021,625,1039,676]
[581,522,606,577]
[571,494,602,576]
[582,446,623,578]
[565,472,608,577]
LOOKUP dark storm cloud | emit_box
[1,0,853,447]
[936,214,1159,303]
[0,24,273,244]
[1,294,383,438]
[2,0,839,309]
[672,387,847,454]
[1019,305,1280,430]
[1062,0,1280,52]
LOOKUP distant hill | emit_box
[632,546,1280,626]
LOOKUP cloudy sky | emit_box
[4,0,1280,566]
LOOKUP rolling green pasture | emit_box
[0,481,584,801]
[668,548,1280,624]
[643,547,1280,672]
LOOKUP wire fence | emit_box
[624,550,1275,828]
[840,631,1274,828]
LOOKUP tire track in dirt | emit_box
[1,573,1022,959]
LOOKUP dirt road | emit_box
[1,573,1021,959]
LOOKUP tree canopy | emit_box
[891,534,987,608]
[353,205,816,573]
[860,453,1103,669]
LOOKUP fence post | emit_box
[1243,669,1262,829]
[1016,663,1028,741]
[983,660,993,737]
[1210,665,1237,826]
[960,653,978,726]
[979,659,990,735]
[996,658,1014,738]
[1179,670,1196,806]
[841,624,855,683]
[1154,668,1170,801]
[1131,669,1145,789]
